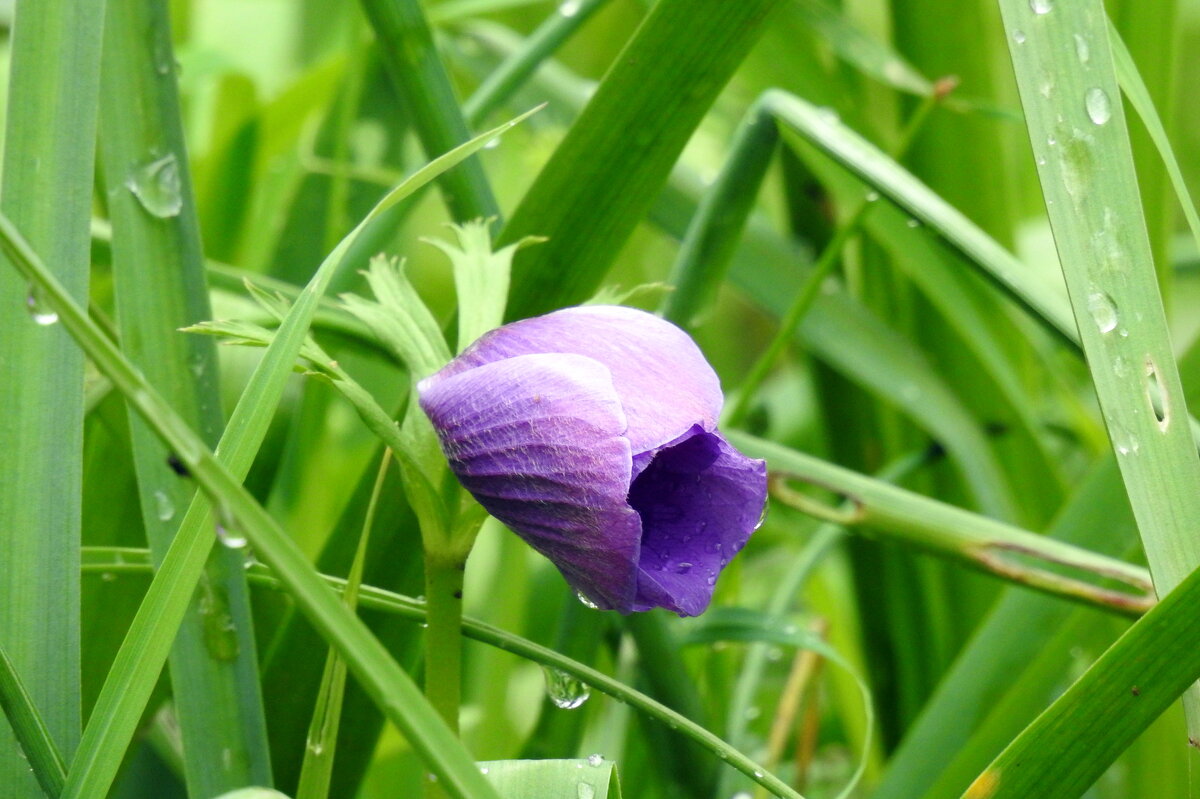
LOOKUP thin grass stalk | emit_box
[0,0,104,792]
[732,433,1153,615]
[295,453,389,799]
[723,90,943,426]
[99,0,273,790]
[80,547,810,799]
[461,0,609,126]
[998,0,1200,743]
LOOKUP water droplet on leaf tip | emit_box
[1085,87,1112,125]
[125,153,183,218]
[587,753,603,767]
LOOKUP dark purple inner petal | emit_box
[626,429,767,616]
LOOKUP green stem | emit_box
[422,552,466,798]
[723,89,944,427]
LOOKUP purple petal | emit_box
[418,352,642,611]
[439,306,723,453]
[627,428,767,616]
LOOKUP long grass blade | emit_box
[998,0,1200,743]
[361,0,500,223]
[99,0,273,790]
[0,0,104,793]
[24,114,533,799]
[500,0,786,318]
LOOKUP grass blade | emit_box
[0,641,67,798]
[295,455,387,799]
[730,432,1151,614]
[81,547,807,799]
[0,0,104,792]
[31,114,533,799]
[998,0,1200,742]
[99,0,273,790]
[500,0,786,318]
[361,0,500,223]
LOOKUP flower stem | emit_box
[422,551,466,798]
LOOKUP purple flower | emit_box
[417,305,767,616]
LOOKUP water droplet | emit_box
[1085,87,1112,125]
[577,784,595,799]
[1013,29,1026,44]
[479,767,490,775]
[1046,134,1057,146]
[125,153,183,218]
[25,285,57,325]
[154,490,175,521]
[1113,356,1130,377]
[906,218,922,228]
[1074,34,1090,63]
[427,773,438,783]
[754,770,765,778]
[1086,291,1118,333]
[216,523,247,549]
[101,572,116,582]
[484,136,502,150]
[559,0,581,15]
[575,590,600,610]
[732,793,752,799]
[306,737,324,755]
[543,667,590,709]
[864,191,880,203]
[672,561,693,574]
[1029,0,1051,14]
[587,753,604,767]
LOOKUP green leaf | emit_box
[360,0,500,223]
[422,221,541,352]
[998,0,1200,741]
[98,0,273,789]
[0,640,66,799]
[0,0,103,792]
[501,0,787,318]
[9,111,534,799]
[478,758,622,799]
[339,255,453,378]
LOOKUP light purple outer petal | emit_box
[418,352,642,611]
[628,429,767,616]
[436,306,723,453]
